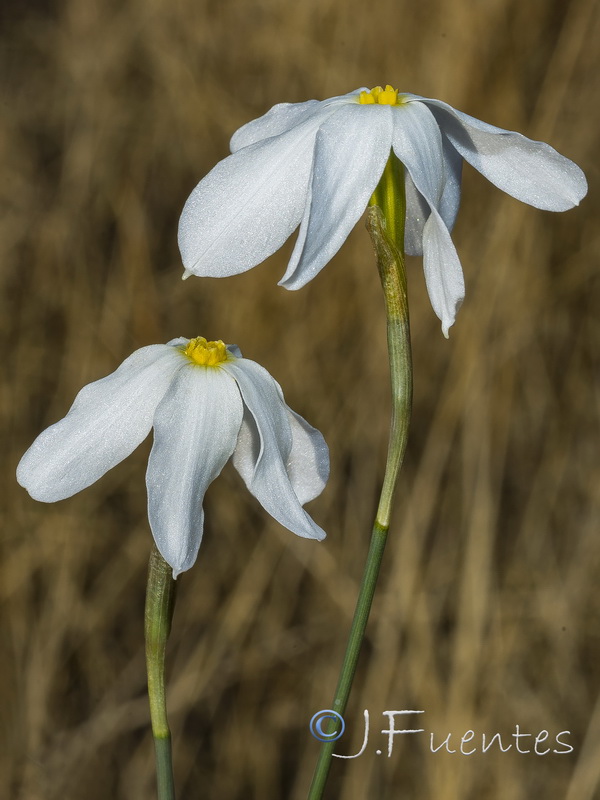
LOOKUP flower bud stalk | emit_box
[307,155,412,799]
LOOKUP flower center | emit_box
[359,85,402,106]
[184,337,229,366]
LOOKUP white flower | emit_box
[178,85,587,336]
[17,337,329,577]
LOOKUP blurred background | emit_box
[1,0,599,797]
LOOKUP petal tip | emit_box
[277,277,302,291]
[16,457,59,503]
[300,518,327,541]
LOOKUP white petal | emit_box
[230,100,323,152]
[391,101,446,205]
[285,408,330,504]
[418,96,587,210]
[146,365,243,577]
[17,345,184,502]
[234,376,329,503]
[178,117,320,278]
[403,136,462,257]
[422,210,465,338]
[391,101,465,335]
[226,343,243,359]
[230,91,365,152]
[403,174,429,257]
[438,135,463,231]
[223,359,327,540]
[166,336,189,347]
[280,104,393,290]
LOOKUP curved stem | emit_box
[306,156,412,799]
[145,545,177,800]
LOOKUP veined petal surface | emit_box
[392,101,465,335]
[404,133,463,256]
[178,116,323,278]
[285,408,330,504]
[403,133,462,257]
[230,100,323,152]
[17,345,184,502]
[280,103,393,290]
[403,173,430,257]
[419,96,587,210]
[230,91,364,152]
[224,359,326,540]
[146,365,243,577]
[391,101,446,207]
[422,211,465,338]
[249,376,329,503]
[438,134,463,232]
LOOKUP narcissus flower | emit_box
[178,85,587,336]
[17,337,329,576]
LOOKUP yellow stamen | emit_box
[183,337,230,366]
[359,84,402,106]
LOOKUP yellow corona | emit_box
[359,85,405,106]
[183,337,230,366]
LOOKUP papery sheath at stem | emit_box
[367,202,412,528]
[145,545,177,800]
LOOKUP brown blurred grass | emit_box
[1,0,599,798]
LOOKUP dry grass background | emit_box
[1,0,599,798]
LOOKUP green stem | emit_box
[145,545,178,800]
[307,155,412,799]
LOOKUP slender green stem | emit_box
[145,545,178,800]
[307,155,412,799]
